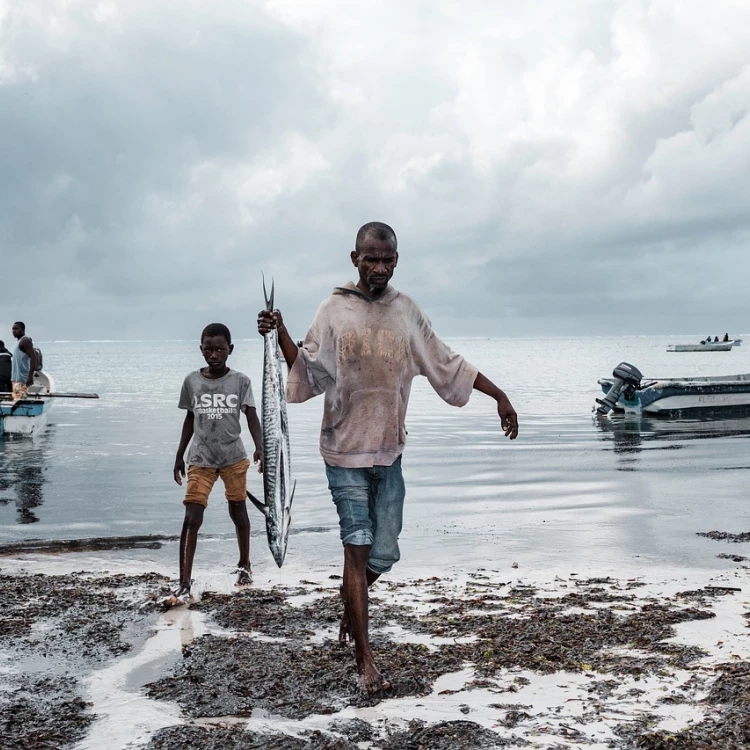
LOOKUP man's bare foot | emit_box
[357,658,391,694]
[339,584,352,643]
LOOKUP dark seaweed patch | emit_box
[379,719,522,749]
[0,675,94,750]
[616,662,750,749]
[0,572,168,750]
[145,636,469,719]
[0,572,168,664]
[697,530,750,543]
[147,726,359,749]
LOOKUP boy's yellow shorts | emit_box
[184,458,251,507]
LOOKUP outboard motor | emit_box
[595,362,643,415]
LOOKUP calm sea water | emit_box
[2,335,750,577]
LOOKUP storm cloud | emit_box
[1,0,749,340]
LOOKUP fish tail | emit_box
[262,273,274,312]
[246,490,268,516]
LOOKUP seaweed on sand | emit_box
[194,587,424,640]
[147,726,359,750]
[427,600,714,677]
[0,675,94,750]
[0,572,167,750]
[145,635,470,720]
[0,572,168,663]
[378,719,525,749]
[615,661,750,749]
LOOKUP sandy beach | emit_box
[2,531,750,750]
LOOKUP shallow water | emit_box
[2,335,750,579]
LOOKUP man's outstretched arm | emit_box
[257,309,298,368]
[473,372,518,439]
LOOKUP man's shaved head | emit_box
[355,222,397,254]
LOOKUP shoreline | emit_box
[2,542,750,749]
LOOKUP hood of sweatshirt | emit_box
[332,281,399,304]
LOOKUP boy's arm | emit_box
[245,406,263,473]
[174,411,195,485]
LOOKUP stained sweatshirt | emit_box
[286,282,478,468]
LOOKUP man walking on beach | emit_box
[10,322,38,402]
[257,222,518,693]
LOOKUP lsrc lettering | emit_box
[193,394,239,409]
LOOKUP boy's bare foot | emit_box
[338,585,352,642]
[163,582,192,608]
[357,657,391,693]
[235,566,253,587]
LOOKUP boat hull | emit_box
[667,342,734,352]
[598,375,750,416]
[0,371,55,437]
[0,406,51,436]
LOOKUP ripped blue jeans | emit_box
[325,456,405,575]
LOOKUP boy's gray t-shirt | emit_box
[178,369,255,468]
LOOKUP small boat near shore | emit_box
[0,371,56,437]
[596,362,750,416]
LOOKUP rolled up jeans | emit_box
[325,456,405,575]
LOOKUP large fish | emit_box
[247,277,296,567]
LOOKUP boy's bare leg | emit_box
[340,567,379,642]
[342,544,390,693]
[227,500,252,582]
[178,502,205,590]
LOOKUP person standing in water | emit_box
[168,323,263,606]
[257,222,518,693]
[10,322,38,402]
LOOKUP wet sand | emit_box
[2,532,750,749]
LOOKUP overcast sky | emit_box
[1,0,749,341]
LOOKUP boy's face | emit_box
[200,335,233,373]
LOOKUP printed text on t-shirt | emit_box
[193,393,239,419]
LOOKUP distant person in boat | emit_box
[0,341,12,396]
[723,333,730,342]
[10,322,38,402]
[166,323,263,607]
[714,336,720,342]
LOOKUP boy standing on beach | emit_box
[169,323,262,605]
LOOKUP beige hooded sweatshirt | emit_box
[286,283,478,468]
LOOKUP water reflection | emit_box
[595,413,750,468]
[0,432,51,524]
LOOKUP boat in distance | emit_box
[596,362,750,416]
[667,341,735,352]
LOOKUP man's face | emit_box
[351,235,398,297]
[11,324,23,340]
[200,335,232,373]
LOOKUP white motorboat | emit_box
[596,362,750,416]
